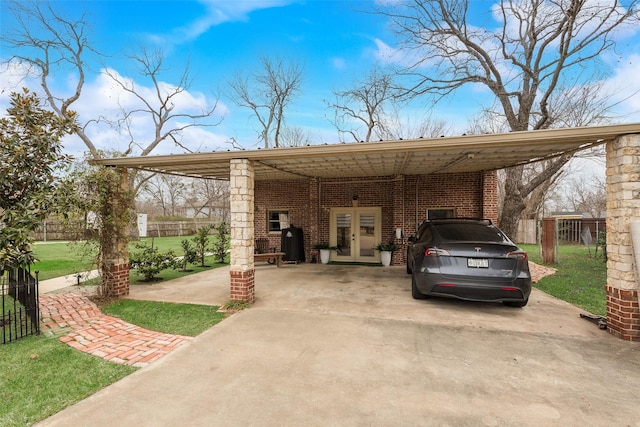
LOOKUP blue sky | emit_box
[1,0,640,157]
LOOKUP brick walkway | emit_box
[39,293,192,368]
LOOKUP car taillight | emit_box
[425,248,450,257]
[506,251,528,261]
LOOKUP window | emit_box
[428,208,455,220]
[268,210,290,233]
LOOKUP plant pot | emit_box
[380,250,392,266]
[320,249,331,264]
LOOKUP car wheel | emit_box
[411,274,427,300]
[504,298,528,308]
[406,248,412,274]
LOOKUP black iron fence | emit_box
[1,268,40,344]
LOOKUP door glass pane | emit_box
[359,214,375,257]
[336,213,351,256]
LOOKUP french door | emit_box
[330,207,381,263]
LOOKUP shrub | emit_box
[179,239,198,271]
[129,242,177,281]
[596,231,607,261]
[212,222,229,264]
[192,225,214,267]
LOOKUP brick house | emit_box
[98,124,640,340]
[254,172,498,266]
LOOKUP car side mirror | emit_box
[408,235,416,243]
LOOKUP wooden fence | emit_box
[34,220,220,241]
[515,218,606,245]
[143,221,219,238]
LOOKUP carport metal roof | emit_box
[95,123,640,180]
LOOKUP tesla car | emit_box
[406,218,531,307]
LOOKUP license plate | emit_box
[467,258,489,268]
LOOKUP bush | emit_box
[192,225,214,267]
[129,242,177,281]
[596,231,607,261]
[179,239,198,271]
[211,222,229,264]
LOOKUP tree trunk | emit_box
[499,167,525,239]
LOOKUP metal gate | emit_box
[1,267,40,344]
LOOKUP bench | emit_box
[254,252,286,267]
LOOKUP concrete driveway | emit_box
[39,264,640,426]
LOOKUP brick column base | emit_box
[606,286,640,341]
[106,262,130,297]
[230,269,255,303]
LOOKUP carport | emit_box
[96,123,640,341]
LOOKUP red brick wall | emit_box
[606,286,640,341]
[255,171,493,265]
[106,262,130,297]
[230,270,255,303]
[255,180,311,253]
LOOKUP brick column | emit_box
[229,159,255,303]
[606,134,640,341]
[309,178,319,263]
[392,175,405,265]
[482,170,499,224]
[102,167,130,297]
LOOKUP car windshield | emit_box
[433,223,510,243]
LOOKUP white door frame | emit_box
[329,207,381,263]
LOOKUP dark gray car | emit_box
[407,218,531,307]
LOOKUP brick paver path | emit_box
[39,293,192,368]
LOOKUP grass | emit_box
[0,335,137,427]
[33,236,227,281]
[521,243,607,316]
[101,299,225,337]
[31,241,97,281]
[3,236,230,426]
[0,299,226,426]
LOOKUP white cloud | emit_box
[603,53,640,122]
[372,38,405,64]
[331,57,347,70]
[0,60,41,111]
[161,0,296,45]
[0,60,231,156]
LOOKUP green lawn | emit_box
[101,300,226,337]
[31,241,97,280]
[0,335,137,427]
[33,236,226,281]
[521,243,607,316]
[1,299,226,427]
[0,236,231,426]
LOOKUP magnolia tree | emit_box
[0,89,76,271]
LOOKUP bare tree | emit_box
[376,113,451,141]
[2,1,223,247]
[279,126,311,147]
[185,179,230,221]
[2,1,100,155]
[560,174,607,218]
[327,67,397,142]
[377,0,638,237]
[228,56,304,148]
[2,3,221,182]
[141,174,188,218]
[103,46,222,160]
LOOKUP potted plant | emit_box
[313,242,340,264]
[374,242,398,267]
